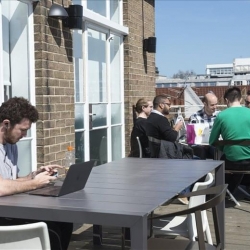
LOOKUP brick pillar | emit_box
[33,0,75,167]
[123,0,156,155]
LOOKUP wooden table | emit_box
[0,158,225,249]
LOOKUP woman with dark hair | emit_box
[129,98,153,157]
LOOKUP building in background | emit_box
[0,0,156,175]
[156,57,250,89]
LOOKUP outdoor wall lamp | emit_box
[48,0,68,19]
[62,5,83,30]
[143,37,157,53]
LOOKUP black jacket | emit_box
[159,140,193,159]
[146,112,179,158]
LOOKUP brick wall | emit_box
[33,0,74,167]
[123,0,156,155]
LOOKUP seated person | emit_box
[146,94,183,158]
[188,92,220,159]
[209,87,250,193]
[146,95,190,205]
[0,97,73,250]
[129,98,153,157]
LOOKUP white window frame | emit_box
[72,0,127,162]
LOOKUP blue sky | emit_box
[155,0,250,77]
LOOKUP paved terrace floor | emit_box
[68,191,250,250]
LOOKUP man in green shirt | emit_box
[209,86,250,193]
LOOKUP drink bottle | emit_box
[65,146,75,174]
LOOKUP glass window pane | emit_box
[11,2,29,98]
[2,1,29,100]
[2,1,11,99]
[17,140,31,176]
[73,30,84,103]
[110,0,120,23]
[75,103,84,129]
[88,29,107,102]
[111,126,121,161]
[90,129,107,166]
[87,0,106,17]
[111,103,121,124]
[90,104,107,128]
[75,131,84,163]
[110,35,121,102]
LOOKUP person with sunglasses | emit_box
[245,90,250,108]
[146,94,193,205]
[146,94,184,158]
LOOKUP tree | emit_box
[172,70,196,79]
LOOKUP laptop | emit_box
[28,161,94,197]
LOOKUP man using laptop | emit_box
[0,97,73,250]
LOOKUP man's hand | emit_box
[38,164,63,176]
[33,171,57,188]
[174,120,184,132]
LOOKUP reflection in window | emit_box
[89,104,107,129]
[73,30,84,103]
[112,126,121,161]
[90,129,107,166]
[111,103,121,125]
[2,0,29,100]
[75,132,84,163]
[75,103,84,129]
[110,0,120,23]
[17,140,31,176]
[87,0,106,17]
[110,35,121,102]
[88,29,107,102]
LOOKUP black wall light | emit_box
[63,5,83,30]
[48,0,68,19]
[143,37,157,53]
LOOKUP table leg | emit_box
[130,215,147,250]
[93,224,102,245]
[215,162,225,249]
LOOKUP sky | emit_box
[155,0,250,77]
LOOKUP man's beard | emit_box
[3,129,17,144]
[162,109,169,116]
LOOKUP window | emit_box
[0,0,36,175]
[234,81,242,86]
[87,0,121,24]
